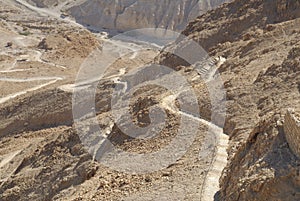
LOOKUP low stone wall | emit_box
[284,109,300,158]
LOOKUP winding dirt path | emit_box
[32,50,67,69]
[161,94,229,201]
[0,76,63,82]
[0,69,31,73]
[0,77,62,104]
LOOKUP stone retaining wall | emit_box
[284,109,300,158]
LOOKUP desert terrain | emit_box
[0,0,300,201]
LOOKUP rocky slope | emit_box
[27,0,230,32]
[2,0,300,200]
[157,0,300,200]
[1,0,225,200]
[220,112,300,201]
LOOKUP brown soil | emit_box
[2,0,300,200]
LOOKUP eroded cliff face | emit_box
[220,116,300,201]
[27,0,63,7]
[65,0,229,32]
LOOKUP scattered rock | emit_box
[5,42,12,47]
[37,38,53,50]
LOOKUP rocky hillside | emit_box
[2,0,300,200]
[157,0,300,200]
[2,0,227,199]
[27,0,229,32]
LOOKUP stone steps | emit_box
[160,94,229,201]
[201,132,229,201]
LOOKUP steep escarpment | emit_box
[27,0,62,8]
[65,0,229,32]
